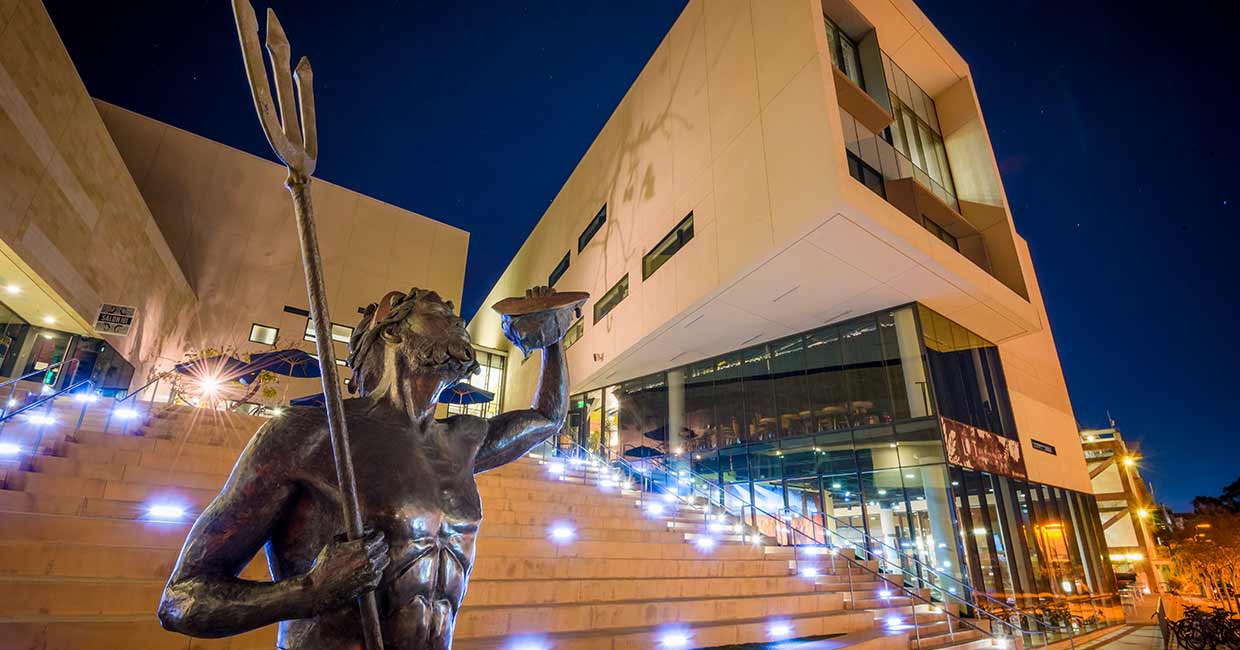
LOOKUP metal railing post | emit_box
[71,393,90,442]
[910,598,923,650]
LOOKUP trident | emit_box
[230,3,385,648]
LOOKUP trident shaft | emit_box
[230,3,384,648]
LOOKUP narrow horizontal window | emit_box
[548,252,570,288]
[309,353,349,366]
[642,212,694,280]
[282,305,310,317]
[305,319,353,344]
[578,205,607,253]
[249,323,278,346]
[1030,439,1057,455]
[563,318,584,349]
[593,274,628,324]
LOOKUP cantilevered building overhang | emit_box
[470,0,1086,494]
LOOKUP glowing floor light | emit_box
[599,478,616,490]
[147,504,187,521]
[800,566,819,578]
[75,392,98,403]
[506,636,550,650]
[115,408,140,420]
[661,631,691,648]
[693,536,716,551]
[646,502,665,517]
[885,616,904,629]
[879,589,892,599]
[0,443,21,456]
[768,621,793,638]
[549,524,576,543]
[28,414,55,426]
[547,462,565,476]
[707,521,726,534]
[662,491,677,504]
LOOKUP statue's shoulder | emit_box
[439,412,488,440]
[245,406,329,454]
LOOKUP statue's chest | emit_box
[347,427,484,530]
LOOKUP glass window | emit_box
[847,151,886,198]
[805,325,851,432]
[642,212,694,280]
[771,336,811,438]
[249,323,278,346]
[562,318,584,349]
[841,317,895,425]
[592,274,628,323]
[684,359,718,451]
[919,305,1018,439]
[713,352,745,448]
[894,420,944,466]
[614,374,668,454]
[446,350,506,419]
[548,252,570,288]
[578,204,607,252]
[740,345,777,442]
[305,319,353,344]
[823,16,863,89]
[748,442,781,482]
[780,435,818,479]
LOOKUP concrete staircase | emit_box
[0,394,992,650]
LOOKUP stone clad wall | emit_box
[0,0,197,381]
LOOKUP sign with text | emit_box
[94,303,137,337]
[942,416,1027,479]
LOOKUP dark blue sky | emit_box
[46,1,1238,509]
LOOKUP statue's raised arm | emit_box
[475,287,586,473]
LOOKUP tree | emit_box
[1171,478,1240,609]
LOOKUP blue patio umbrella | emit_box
[437,383,495,406]
[239,349,322,385]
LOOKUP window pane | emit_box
[842,317,894,425]
[741,345,777,442]
[642,213,694,280]
[614,374,668,454]
[548,251,570,288]
[771,336,810,437]
[805,326,851,432]
[684,360,717,451]
[578,205,607,252]
[713,352,745,448]
[249,323,278,346]
[593,274,629,323]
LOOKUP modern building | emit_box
[1080,424,1169,593]
[1,0,467,403]
[469,0,1115,606]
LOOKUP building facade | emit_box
[1,0,468,402]
[1081,425,1169,593]
[468,0,1113,606]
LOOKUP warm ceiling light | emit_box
[4,284,20,295]
[1123,456,1136,467]
[42,315,55,325]
[1137,508,1150,519]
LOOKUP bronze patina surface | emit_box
[158,287,579,649]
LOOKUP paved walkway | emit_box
[1081,626,1166,650]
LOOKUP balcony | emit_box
[839,106,993,275]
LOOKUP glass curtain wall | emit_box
[558,303,1116,610]
[446,350,506,418]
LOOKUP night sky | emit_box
[43,1,1238,509]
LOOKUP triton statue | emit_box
[157,286,585,649]
[158,4,587,647]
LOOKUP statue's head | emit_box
[347,288,478,396]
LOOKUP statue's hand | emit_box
[501,286,577,353]
[304,529,389,613]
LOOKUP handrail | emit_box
[562,440,1100,650]
[550,441,1030,648]
[0,359,72,390]
[635,449,1076,637]
[0,378,91,423]
[104,369,174,433]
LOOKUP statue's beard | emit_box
[408,334,475,374]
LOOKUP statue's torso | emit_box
[270,405,487,650]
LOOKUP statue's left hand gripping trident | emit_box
[230,3,384,649]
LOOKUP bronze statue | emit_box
[157,286,584,649]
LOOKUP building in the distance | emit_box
[1080,424,1169,593]
[468,0,1115,606]
[1,0,467,403]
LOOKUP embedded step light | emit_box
[693,536,716,551]
[660,631,691,648]
[114,408,140,420]
[147,504,187,521]
[0,442,21,456]
[768,621,793,638]
[799,566,819,578]
[549,524,575,543]
[645,502,665,517]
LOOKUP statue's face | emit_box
[387,298,476,385]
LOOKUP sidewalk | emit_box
[1084,626,1164,650]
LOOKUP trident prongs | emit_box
[231,0,315,176]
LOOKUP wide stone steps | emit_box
[0,399,999,650]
